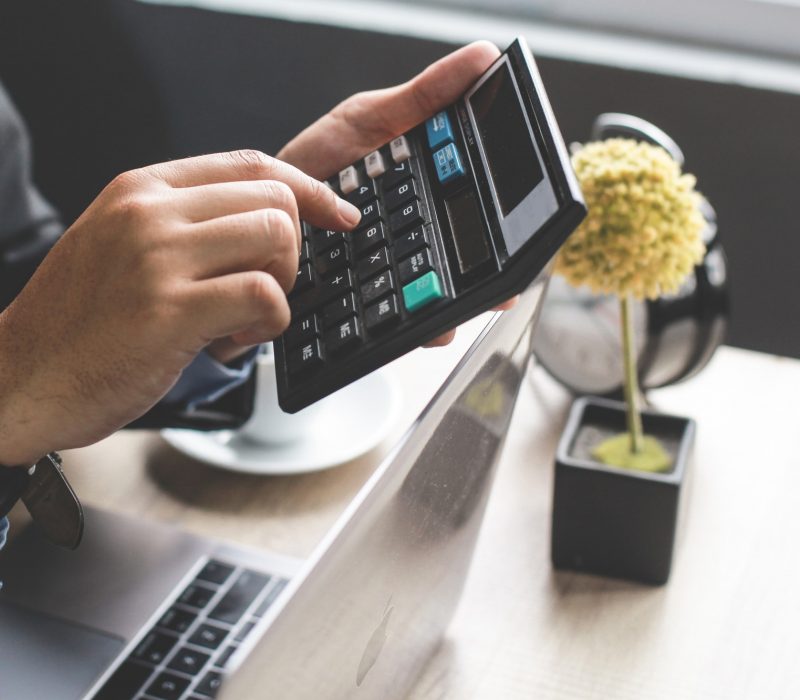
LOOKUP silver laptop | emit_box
[0,275,546,700]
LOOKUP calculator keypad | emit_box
[282,128,456,395]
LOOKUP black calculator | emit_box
[275,37,586,413]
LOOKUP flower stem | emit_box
[620,294,644,453]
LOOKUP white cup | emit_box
[238,346,322,445]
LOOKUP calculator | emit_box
[275,37,586,413]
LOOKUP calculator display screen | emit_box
[469,62,543,217]
[446,189,491,275]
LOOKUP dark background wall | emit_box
[1,0,798,357]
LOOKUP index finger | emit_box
[144,150,362,231]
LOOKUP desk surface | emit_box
[14,318,800,699]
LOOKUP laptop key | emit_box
[213,645,239,670]
[167,646,212,675]
[145,671,191,700]
[195,560,235,586]
[132,631,180,666]
[178,583,216,610]
[157,606,197,634]
[208,569,270,625]
[253,577,289,617]
[234,620,256,643]
[194,670,223,699]
[188,623,230,650]
[94,661,153,700]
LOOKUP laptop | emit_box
[0,274,547,700]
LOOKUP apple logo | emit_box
[356,597,394,687]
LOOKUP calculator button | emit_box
[352,220,388,257]
[283,314,320,348]
[359,200,384,228]
[311,228,345,252]
[325,316,362,355]
[294,262,314,294]
[339,165,360,194]
[357,247,391,280]
[382,158,415,190]
[319,268,355,301]
[389,200,425,233]
[433,143,466,184]
[398,248,434,285]
[290,289,319,319]
[345,180,378,208]
[364,294,401,332]
[384,178,419,213]
[390,135,411,163]
[314,241,350,277]
[393,226,429,260]
[360,270,395,305]
[287,338,324,376]
[323,293,357,327]
[364,150,386,179]
[402,270,445,312]
[426,111,454,149]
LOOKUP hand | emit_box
[278,41,516,347]
[0,150,361,465]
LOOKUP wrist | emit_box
[0,314,53,466]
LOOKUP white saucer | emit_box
[162,369,401,475]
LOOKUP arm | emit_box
[0,150,361,466]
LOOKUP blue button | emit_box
[425,111,454,149]
[433,143,466,184]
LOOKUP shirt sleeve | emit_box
[163,347,259,411]
[0,516,8,552]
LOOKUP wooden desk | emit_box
[12,324,800,699]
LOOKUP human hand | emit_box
[277,41,516,347]
[0,150,361,465]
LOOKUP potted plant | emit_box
[550,138,706,585]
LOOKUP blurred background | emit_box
[0,0,797,357]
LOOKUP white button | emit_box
[339,166,359,194]
[390,135,411,163]
[364,150,386,179]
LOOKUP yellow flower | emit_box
[556,139,706,300]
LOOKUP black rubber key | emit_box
[294,262,314,293]
[133,631,180,665]
[345,180,378,208]
[389,199,424,233]
[168,646,212,675]
[195,671,224,698]
[325,316,362,355]
[382,158,415,189]
[357,247,391,280]
[286,338,324,377]
[208,570,271,625]
[314,241,350,277]
[157,606,197,635]
[146,672,190,700]
[323,293,357,328]
[384,177,419,212]
[94,661,152,700]
[398,248,435,284]
[352,220,388,257]
[178,584,216,610]
[311,228,345,252]
[196,560,235,586]
[188,623,229,650]
[364,294,401,333]
[393,226,429,260]
[360,270,395,305]
[283,314,321,349]
[358,199,384,228]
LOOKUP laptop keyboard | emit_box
[92,559,289,700]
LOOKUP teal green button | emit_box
[402,271,444,312]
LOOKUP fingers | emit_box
[423,329,457,348]
[279,41,501,177]
[144,150,361,230]
[186,271,291,345]
[185,208,299,292]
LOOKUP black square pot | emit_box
[551,396,696,585]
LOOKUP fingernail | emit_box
[337,197,362,227]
